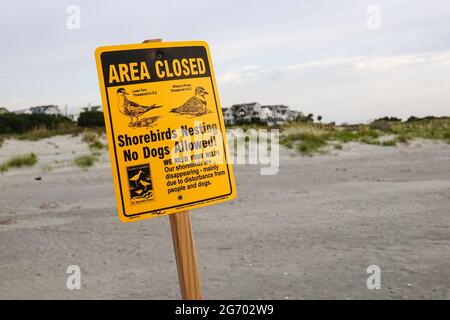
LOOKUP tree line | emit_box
[0,111,104,135]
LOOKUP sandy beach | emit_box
[0,135,449,299]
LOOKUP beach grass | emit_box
[82,131,100,144]
[74,155,96,170]
[89,140,105,150]
[82,130,105,151]
[0,153,38,172]
[280,117,450,155]
[15,124,82,141]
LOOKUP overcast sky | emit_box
[1,0,449,123]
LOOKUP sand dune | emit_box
[0,135,449,299]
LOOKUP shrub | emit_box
[397,134,410,144]
[406,116,419,122]
[381,139,397,146]
[77,111,105,128]
[82,131,100,144]
[89,141,104,150]
[0,153,38,172]
[334,129,358,142]
[360,137,380,145]
[16,124,81,141]
[373,116,402,122]
[74,155,96,169]
[0,113,75,135]
[294,133,329,155]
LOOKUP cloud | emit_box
[1,0,450,123]
[354,51,450,71]
[218,51,450,84]
[217,50,450,123]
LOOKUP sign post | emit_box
[144,38,202,300]
[95,38,236,300]
[169,210,202,299]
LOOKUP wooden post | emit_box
[168,210,203,300]
[143,38,203,300]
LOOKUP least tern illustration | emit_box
[117,88,161,126]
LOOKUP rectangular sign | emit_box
[95,41,236,222]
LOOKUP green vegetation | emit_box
[389,117,450,142]
[74,155,96,170]
[280,131,328,156]
[381,139,397,147]
[82,131,99,144]
[89,140,105,150]
[297,134,328,156]
[0,113,106,145]
[82,131,105,151]
[0,114,82,142]
[0,153,38,173]
[0,114,75,135]
[1,110,448,160]
[77,111,105,128]
[280,117,450,155]
[280,124,385,155]
[71,130,106,170]
[16,124,82,141]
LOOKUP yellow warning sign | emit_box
[95,41,236,222]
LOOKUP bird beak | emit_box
[204,91,209,95]
[124,92,129,95]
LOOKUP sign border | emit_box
[95,41,235,220]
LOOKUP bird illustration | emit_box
[170,87,209,116]
[140,180,152,190]
[129,170,144,188]
[117,88,161,126]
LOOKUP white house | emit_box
[29,105,60,115]
[12,105,60,115]
[229,103,269,124]
[261,107,274,126]
[261,105,289,125]
[222,103,303,126]
[222,107,235,125]
[12,108,32,114]
[68,105,103,122]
